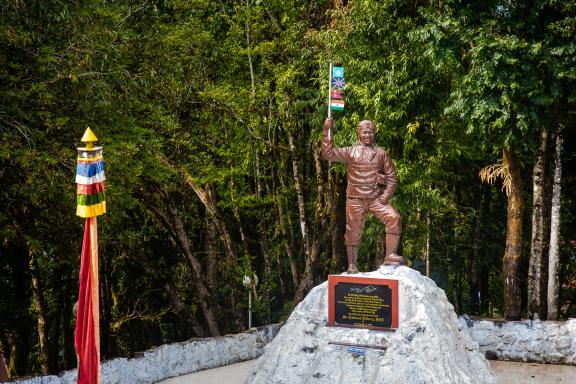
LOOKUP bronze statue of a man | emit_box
[321,118,405,273]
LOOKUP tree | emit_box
[442,0,573,319]
[547,124,564,320]
[528,128,548,319]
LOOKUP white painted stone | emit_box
[460,316,576,365]
[13,325,280,384]
[246,267,496,384]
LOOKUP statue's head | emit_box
[357,120,375,147]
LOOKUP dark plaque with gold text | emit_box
[328,275,398,330]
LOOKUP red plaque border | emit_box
[328,275,399,331]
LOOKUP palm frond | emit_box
[479,161,511,196]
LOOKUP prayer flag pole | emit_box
[75,127,106,384]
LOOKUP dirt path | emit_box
[157,359,576,384]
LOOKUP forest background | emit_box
[1,0,575,379]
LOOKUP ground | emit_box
[157,359,576,384]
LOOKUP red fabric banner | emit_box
[75,217,100,384]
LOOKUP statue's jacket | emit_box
[321,128,397,202]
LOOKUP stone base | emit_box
[246,268,496,384]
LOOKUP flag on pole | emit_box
[331,77,346,90]
[331,90,344,99]
[332,66,344,78]
[330,99,345,111]
[330,65,345,112]
[75,127,105,384]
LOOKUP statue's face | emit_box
[358,121,375,146]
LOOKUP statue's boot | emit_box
[346,246,360,274]
[382,232,406,266]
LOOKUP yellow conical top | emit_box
[81,127,98,149]
[81,127,98,143]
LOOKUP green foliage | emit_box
[1,0,575,377]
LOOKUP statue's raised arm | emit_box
[321,118,351,163]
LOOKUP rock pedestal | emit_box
[245,267,496,384]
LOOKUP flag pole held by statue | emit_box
[328,61,346,119]
[75,127,106,384]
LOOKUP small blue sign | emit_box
[347,346,365,355]
[332,66,344,78]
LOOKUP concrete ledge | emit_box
[13,324,281,384]
[13,316,576,383]
[459,316,576,365]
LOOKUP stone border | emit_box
[12,324,281,384]
[459,316,576,365]
[11,317,576,383]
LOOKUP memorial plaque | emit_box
[328,275,398,330]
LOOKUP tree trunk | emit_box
[287,126,320,302]
[230,178,250,259]
[480,264,490,315]
[29,253,49,374]
[528,128,548,319]
[272,148,299,291]
[469,201,482,316]
[287,129,311,265]
[335,174,347,270]
[49,267,61,373]
[133,252,207,337]
[206,218,220,293]
[62,269,75,370]
[375,230,385,269]
[502,148,524,320]
[256,147,272,324]
[274,188,299,290]
[161,282,206,337]
[260,236,272,323]
[295,146,327,302]
[8,244,32,376]
[425,212,431,277]
[327,165,338,270]
[204,184,238,263]
[141,189,221,336]
[0,341,9,382]
[452,272,461,314]
[479,186,492,315]
[547,124,564,320]
[245,0,255,102]
[157,156,241,330]
[158,155,238,262]
[329,171,346,272]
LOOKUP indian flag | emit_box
[330,100,345,111]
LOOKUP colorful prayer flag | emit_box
[332,77,346,90]
[76,130,106,218]
[332,66,344,78]
[75,127,105,384]
[332,90,344,99]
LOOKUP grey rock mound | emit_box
[246,267,496,384]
